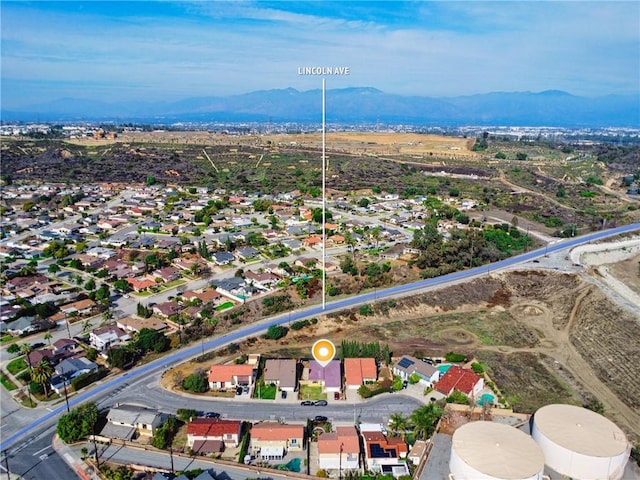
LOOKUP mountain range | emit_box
[2,87,638,127]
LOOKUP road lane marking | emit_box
[32,445,52,456]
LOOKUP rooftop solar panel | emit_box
[397,357,414,369]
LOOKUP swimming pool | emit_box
[477,393,495,406]
[436,363,452,374]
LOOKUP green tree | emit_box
[20,343,34,369]
[388,412,410,438]
[113,279,132,293]
[31,359,54,398]
[182,373,208,393]
[410,403,443,440]
[7,343,21,355]
[265,325,288,340]
[48,263,61,274]
[56,402,98,443]
[44,332,53,347]
[107,347,136,369]
[151,415,177,449]
[84,278,96,291]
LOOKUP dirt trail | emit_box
[483,285,640,437]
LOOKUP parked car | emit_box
[30,342,45,349]
[300,400,314,406]
[314,415,328,422]
[281,391,287,399]
[205,412,220,418]
[236,386,243,395]
[314,400,328,406]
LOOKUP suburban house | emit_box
[152,301,183,318]
[244,271,280,290]
[212,251,235,266]
[55,356,99,378]
[250,423,305,460]
[89,325,131,351]
[408,440,428,466]
[151,266,180,283]
[59,298,96,316]
[105,404,165,440]
[263,359,299,392]
[360,424,409,477]
[208,364,255,390]
[187,418,243,454]
[435,366,484,398]
[116,316,167,333]
[344,358,378,389]
[52,338,78,355]
[126,277,156,292]
[317,426,361,471]
[307,359,342,393]
[393,356,440,387]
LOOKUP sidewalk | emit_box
[52,434,100,480]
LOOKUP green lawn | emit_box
[254,383,277,400]
[7,356,28,375]
[1,335,14,344]
[214,301,235,311]
[299,384,327,401]
[0,373,17,391]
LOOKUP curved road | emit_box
[2,223,639,456]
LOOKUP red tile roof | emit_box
[187,418,241,437]
[318,426,360,454]
[251,422,304,441]
[344,358,377,386]
[435,365,482,396]
[208,364,254,383]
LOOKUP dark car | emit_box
[205,412,220,418]
[314,415,328,422]
[300,400,314,406]
[30,342,45,349]
[236,386,243,395]
[281,391,287,399]
[314,400,328,406]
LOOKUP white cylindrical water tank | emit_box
[450,421,545,480]
[531,404,630,480]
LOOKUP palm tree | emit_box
[44,332,53,347]
[410,403,444,440]
[19,343,33,370]
[388,412,410,438]
[31,359,54,399]
[82,319,92,334]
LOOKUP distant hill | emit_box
[2,87,638,127]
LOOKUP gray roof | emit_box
[107,404,161,426]
[263,359,298,389]
[56,357,98,376]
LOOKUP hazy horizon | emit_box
[2,1,639,110]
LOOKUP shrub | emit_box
[264,325,288,340]
[359,304,373,316]
[444,352,467,362]
[182,373,208,393]
[470,362,484,375]
[177,408,198,422]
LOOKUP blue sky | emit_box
[1,1,639,108]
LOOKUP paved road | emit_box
[1,223,638,478]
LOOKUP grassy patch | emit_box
[215,301,235,311]
[7,356,28,375]
[299,384,326,401]
[0,373,17,391]
[20,396,36,408]
[254,383,277,400]
[1,335,14,344]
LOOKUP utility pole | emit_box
[3,450,10,480]
[60,366,70,413]
[322,77,326,311]
[169,444,175,474]
[339,443,344,480]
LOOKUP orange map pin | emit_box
[312,339,336,367]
